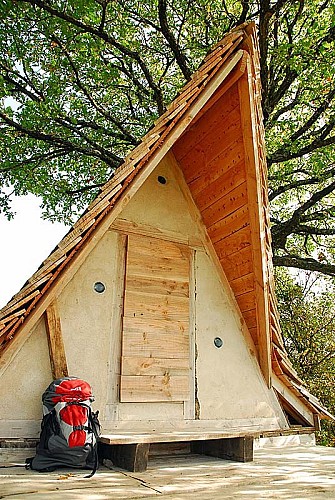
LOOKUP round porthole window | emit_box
[94,282,106,293]
[157,175,167,185]
[214,337,223,348]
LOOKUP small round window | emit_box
[157,175,167,185]
[214,337,223,348]
[94,282,106,293]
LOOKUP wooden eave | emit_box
[0,22,331,421]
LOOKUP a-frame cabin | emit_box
[0,23,332,471]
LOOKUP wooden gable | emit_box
[0,22,331,422]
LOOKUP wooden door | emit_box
[120,234,190,403]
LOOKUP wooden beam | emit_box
[272,375,314,426]
[105,232,127,413]
[238,58,272,388]
[44,300,68,380]
[191,436,254,462]
[111,218,202,248]
[98,442,150,472]
[184,249,196,419]
[313,414,321,432]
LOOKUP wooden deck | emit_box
[98,427,315,472]
[99,430,257,471]
[99,430,258,445]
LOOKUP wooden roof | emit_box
[0,22,330,420]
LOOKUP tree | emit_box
[275,268,335,445]
[0,0,334,275]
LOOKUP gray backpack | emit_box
[26,377,100,477]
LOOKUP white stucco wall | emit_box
[195,250,287,428]
[0,318,52,436]
[57,230,121,420]
[119,157,203,241]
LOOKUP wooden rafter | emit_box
[45,300,68,380]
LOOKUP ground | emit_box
[1,445,335,499]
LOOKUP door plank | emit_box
[120,375,190,402]
[122,332,189,359]
[121,356,189,376]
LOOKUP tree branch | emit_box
[268,132,335,164]
[238,0,250,25]
[51,35,140,146]
[273,254,335,276]
[157,0,192,81]
[19,0,166,114]
[271,179,335,249]
[267,86,303,127]
[0,149,72,173]
[0,62,44,102]
[269,165,335,201]
[289,87,335,143]
[292,224,335,236]
[0,111,122,167]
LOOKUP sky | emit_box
[0,195,69,308]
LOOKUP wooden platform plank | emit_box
[99,428,262,445]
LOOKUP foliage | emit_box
[275,268,335,445]
[0,0,334,273]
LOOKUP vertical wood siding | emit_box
[120,234,190,402]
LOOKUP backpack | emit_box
[26,377,100,477]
